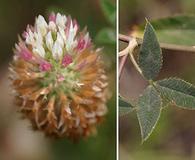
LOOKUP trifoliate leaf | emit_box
[137,85,162,142]
[119,96,134,116]
[138,21,162,80]
[156,78,195,109]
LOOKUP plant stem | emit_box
[128,48,143,76]
[119,38,143,78]
[119,33,195,53]
[126,38,143,76]
[119,54,128,79]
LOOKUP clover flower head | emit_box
[10,13,109,140]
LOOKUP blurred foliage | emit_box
[119,0,195,33]
[96,0,116,46]
[134,15,195,46]
[100,0,116,26]
[96,28,115,45]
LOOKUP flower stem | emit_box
[119,38,142,78]
[119,54,128,79]
[128,50,142,76]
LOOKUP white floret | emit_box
[46,31,53,50]
[66,20,78,51]
[48,21,56,31]
[33,44,46,57]
[25,30,35,46]
[56,32,64,48]
[52,41,63,59]
[35,15,48,36]
[56,13,67,28]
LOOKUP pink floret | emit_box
[20,48,33,60]
[76,34,91,52]
[39,61,52,72]
[62,54,73,67]
[49,12,56,22]
[57,74,65,82]
[15,41,33,61]
[77,39,86,51]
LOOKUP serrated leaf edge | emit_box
[119,95,136,116]
[138,20,163,81]
[156,77,195,110]
[136,86,163,143]
[119,95,135,107]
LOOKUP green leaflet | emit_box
[95,28,115,45]
[161,98,171,108]
[138,21,162,80]
[135,15,195,46]
[119,96,134,116]
[100,0,116,26]
[156,78,195,109]
[137,85,162,142]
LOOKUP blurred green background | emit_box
[119,0,195,160]
[0,0,116,160]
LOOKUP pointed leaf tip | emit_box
[138,21,162,80]
[137,85,162,142]
[119,96,134,116]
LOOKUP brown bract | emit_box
[10,49,109,141]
